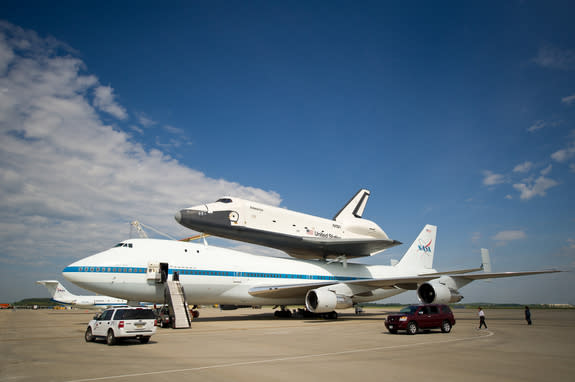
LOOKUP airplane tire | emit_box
[84,327,94,342]
[106,330,117,346]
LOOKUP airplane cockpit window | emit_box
[216,198,233,203]
[113,243,134,248]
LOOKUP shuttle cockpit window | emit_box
[113,243,134,248]
[216,198,233,203]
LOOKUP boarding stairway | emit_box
[164,279,191,329]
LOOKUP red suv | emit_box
[385,304,455,335]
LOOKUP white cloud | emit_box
[0,21,281,277]
[513,161,533,173]
[492,230,526,242]
[527,120,561,133]
[482,170,505,186]
[532,44,575,71]
[163,124,185,135]
[471,232,480,244]
[551,142,575,163]
[513,176,559,200]
[136,112,156,127]
[540,164,552,176]
[562,94,575,105]
[527,120,546,132]
[93,85,127,120]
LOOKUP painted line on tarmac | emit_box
[65,331,494,382]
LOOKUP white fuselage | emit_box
[63,239,416,306]
[56,296,127,308]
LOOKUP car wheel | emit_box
[84,327,94,342]
[139,336,150,344]
[106,330,117,346]
[441,320,452,333]
[407,322,418,335]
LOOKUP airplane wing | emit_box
[247,269,561,299]
[248,274,442,299]
[451,269,561,281]
[249,281,336,299]
[291,237,402,260]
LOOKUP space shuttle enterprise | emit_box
[175,189,401,261]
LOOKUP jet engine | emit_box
[417,281,463,304]
[305,288,353,313]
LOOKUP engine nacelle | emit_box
[305,289,353,313]
[417,282,463,304]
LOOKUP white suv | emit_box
[84,307,157,345]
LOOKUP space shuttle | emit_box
[175,189,401,261]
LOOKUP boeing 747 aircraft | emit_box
[62,225,559,317]
[36,280,127,309]
[175,189,401,261]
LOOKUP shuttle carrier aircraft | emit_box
[175,189,401,261]
[63,225,558,318]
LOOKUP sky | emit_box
[1,1,574,304]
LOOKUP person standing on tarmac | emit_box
[525,306,532,325]
[478,307,488,329]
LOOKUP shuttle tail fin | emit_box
[333,189,371,222]
[396,225,437,271]
[36,280,75,301]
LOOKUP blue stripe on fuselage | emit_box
[61,266,365,282]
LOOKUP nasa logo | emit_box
[418,239,432,253]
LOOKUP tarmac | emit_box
[1,307,574,382]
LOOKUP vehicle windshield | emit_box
[399,305,419,314]
[114,309,155,320]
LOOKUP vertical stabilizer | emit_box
[480,248,492,272]
[333,189,370,222]
[36,280,75,302]
[396,225,437,271]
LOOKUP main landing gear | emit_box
[273,306,338,319]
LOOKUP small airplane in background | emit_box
[175,189,401,262]
[62,224,560,318]
[36,280,128,309]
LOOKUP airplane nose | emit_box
[174,210,182,223]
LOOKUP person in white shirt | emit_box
[478,307,487,329]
